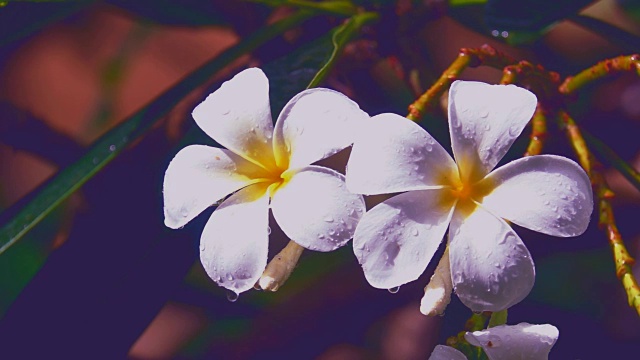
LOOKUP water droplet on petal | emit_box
[227,290,239,302]
[227,274,234,281]
[200,244,205,251]
[267,226,272,235]
[388,286,400,294]
[324,216,334,223]
[508,125,519,137]
[480,110,489,118]
[411,228,419,236]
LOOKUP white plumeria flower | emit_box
[346,80,593,312]
[428,323,559,360]
[163,68,368,295]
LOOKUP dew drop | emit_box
[267,226,272,235]
[388,286,400,294]
[227,291,239,302]
[324,216,334,223]
[508,125,519,137]
[411,228,419,236]
[227,274,234,281]
[199,244,205,251]
[109,144,116,152]
[480,110,489,118]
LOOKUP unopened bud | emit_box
[420,246,453,316]
[257,241,304,291]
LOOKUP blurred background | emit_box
[0,0,639,358]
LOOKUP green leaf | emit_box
[0,10,315,255]
[582,129,640,194]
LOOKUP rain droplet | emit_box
[199,244,205,251]
[508,125,519,137]
[324,216,334,223]
[480,110,489,118]
[491,29,500,37]
[227,291,239,302]
[227,274,234,281]
[411,228,419,236]
[501,31,509,38]
[221,108,231,115]
[109,144,116,152]
[388,286,400,294]
[267,226,272,235]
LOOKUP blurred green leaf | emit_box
[248,0,357,16]
[0,1,92,48]
[0,10,315,255]
[582,129,640,194]
[450,0,599,45]
[107,0,229,26]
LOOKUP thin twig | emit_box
[558,110,640,316]
[406,44,516,121]
[559,54,640,96]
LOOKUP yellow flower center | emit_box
[437,169,494,217]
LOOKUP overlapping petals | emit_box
[479,155,592,237]
[274,88,367,170]
[199,183,270,294]
[347,80,593,312]
[448,81,537,181]
[465,323,559,360]
[271,166,365,252]
[164,68,368,294]
[163,145,271,229]
[429,323,559,360]
[347,113,458,195]
[448,206,535,312]
[352,189,454,289]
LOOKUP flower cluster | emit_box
[163,68,593,357]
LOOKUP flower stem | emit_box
[406,44,516,121]
[558,111,640,316]
[306,11,380,89]
[559,54,640,95]
[524,104,547,156]
[258,240,304,291]
[487,309,507,328]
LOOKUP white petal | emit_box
[449,206,535,312]
[199,182,270,294]
[271,166,365,252]
[353,189,454,289]
[465,323,559,360]
[428,345,468,360]
[346,113,458,195]
[272,88,369,170]
[448,81,537,181]
[479,155,593,237]
[163,145,270,229]
[192,68,276,168]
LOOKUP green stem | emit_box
[0,10,315,255]
[306,11,379,88]
[245,0,357,16]
[487,309,508,328]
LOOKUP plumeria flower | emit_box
[346,80,593,312]
[428,323,559,360]
[163,68,368,295]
